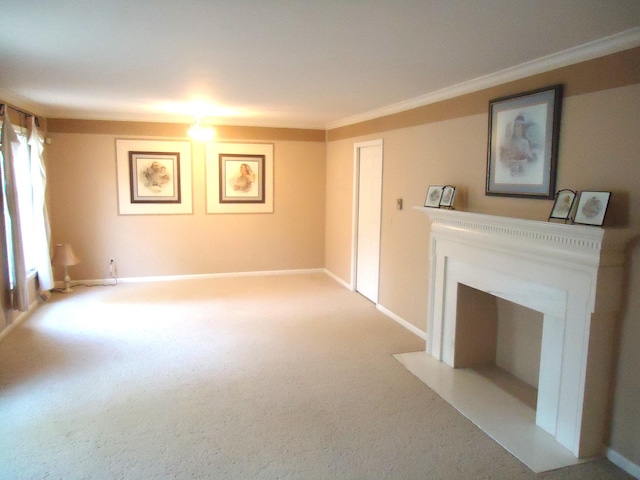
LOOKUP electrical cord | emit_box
[50,270,118,294]
[72,272,119,289]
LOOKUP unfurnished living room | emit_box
[1,1,639,479]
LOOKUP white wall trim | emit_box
[69,268,326,286]
[351,139,384,295]
[326,263,427,341]
[0,87,46,118]
[0,299,40,342]
[327,27,640,130]
[377,304,427,340]
[607,448,640,479]
[324,268,352,290]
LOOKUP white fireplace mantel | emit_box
[414,207,636,460]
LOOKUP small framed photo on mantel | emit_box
[573,191,611,226]
[424,185,457,209]
[440,186,456,208]
[548,189,576,223]
[424,185,444,208]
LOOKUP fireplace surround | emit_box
[411,208,635,462]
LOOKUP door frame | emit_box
[351,139,384,299]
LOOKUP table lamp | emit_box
[51,243,80,293]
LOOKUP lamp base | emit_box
[61,272,74,293]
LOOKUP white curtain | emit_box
[1,109,29,311]
[29,117,54,291]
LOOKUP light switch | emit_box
[396,198,403,210]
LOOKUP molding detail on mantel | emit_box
[415,207,635,268]
[414,207,637,459]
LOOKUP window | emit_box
[0,123,37,287]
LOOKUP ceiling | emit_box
[1,1,639,129]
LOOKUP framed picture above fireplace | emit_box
[486,84,563,199]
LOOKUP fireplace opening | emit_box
[455,284,543,410]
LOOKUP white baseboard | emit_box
[321,272,427,341]
[377,304,427,340]
[70,268,326,286]
[0,298,39,342]
[324,269,353,290]
[607,448,640,479]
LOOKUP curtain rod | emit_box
[0,103,40,127]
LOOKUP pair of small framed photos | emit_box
[549,189,611,226]
[424,185,456,209]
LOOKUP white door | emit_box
[355,140,383,303]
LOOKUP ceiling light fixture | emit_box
[188,116,215,142]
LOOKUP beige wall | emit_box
[325,52,640,464]
[45,124,326,280]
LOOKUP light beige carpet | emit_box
[0,273,632,479]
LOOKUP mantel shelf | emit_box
[414,206,637,267]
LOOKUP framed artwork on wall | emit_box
[218,153,265,204]
[116,139,192,215]
[486,84,563,199]
[129,151,181,204]
[206,142,274,213]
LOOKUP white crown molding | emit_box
[326,27,640,130]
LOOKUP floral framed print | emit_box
[424,185,444,208]
[486,84,563,199]
[548,189,576,222]
[573,191,611,226]
[206,142,274,213]
[116,139,192,215]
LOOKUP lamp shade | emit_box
[51,243,80,267]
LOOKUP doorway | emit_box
[353,139,383,303]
